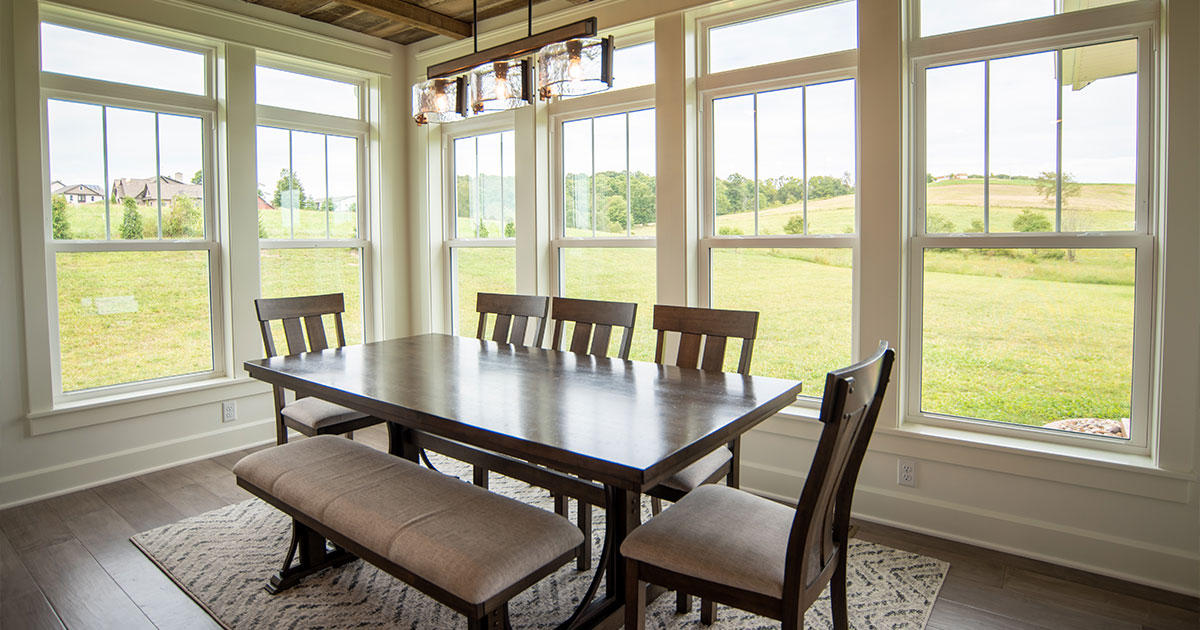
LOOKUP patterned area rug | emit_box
[133,455,947,629]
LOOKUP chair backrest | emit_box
[475,292,550,347]
[652,305,759,374]
[549,297,638,359]
[255,293,348,358]
[783,341,895,608]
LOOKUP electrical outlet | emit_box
[221,401,237,423]
[897,457,916,488]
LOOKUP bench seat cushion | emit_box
[233,436,584,605]
[279,397,367,430]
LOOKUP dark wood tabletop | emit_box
[244,333,803,492]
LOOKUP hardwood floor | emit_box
[2,425,1196,629]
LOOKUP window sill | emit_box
[27,376,272,436]
[756,408,1193,503]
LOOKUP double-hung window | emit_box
[699,0,857,398]
[40,20,220,396]
[255,62,371,344]
[551,58,657,360]
[908,0,1156,447]
[445,126,516,337]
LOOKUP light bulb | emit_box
[434,88,449,111]
[494,62,511,101]
[568,57,583,81]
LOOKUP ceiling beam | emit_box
[333,0,472,39]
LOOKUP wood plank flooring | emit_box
[2,425,1196,629]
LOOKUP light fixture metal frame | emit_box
[427,17,599,80]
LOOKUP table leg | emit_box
[556,486,641,630]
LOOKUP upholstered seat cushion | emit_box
[234,436,584,604]
[280,397,368,430]
[620,484,793,598]
[658,448,733,492]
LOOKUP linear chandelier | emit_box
[413,1,614,125]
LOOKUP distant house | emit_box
[49,180,66,194]
[257,195,274,210]
[111,172,202,206]
[56,183,105,204]
[329,195,356,212]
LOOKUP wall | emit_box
[0,0,407,507]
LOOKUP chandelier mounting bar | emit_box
[426,17,598,79]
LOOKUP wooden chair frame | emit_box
[548,296,638,359]
[625,342,896,630]
[475,292,549,347]
[254,293,385,445]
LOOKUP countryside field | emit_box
[55,178,1136,436]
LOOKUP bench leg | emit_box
[266,519,356,594]
[576,501,591,571]
[467,604,508,630]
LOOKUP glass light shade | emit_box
[412,76,466,125]
[471,59,532,114]
[537,36,614,100]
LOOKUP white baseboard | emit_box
[741,460,1200,598]
[0,418,276,509]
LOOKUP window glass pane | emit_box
[711,248,852,398]
[921,248,1134,439]
[628,109,657,236]
[593,113,628,236]
[562,119,594,236]
[260,248,364,345]
[328,135,359,238]
[561,248,657,362]
[158,114,206,239]
[455,248,516,337]
[613,42,655,90]
[454,131,513,239]
[291,130,329,239]
[989,52,1057,234]
[1061,40,1137,232]
[40,23,206,95]
[255,66,360,119]
[56,251,213,391]
[501,131,516,237]
[756,87,804,236]
[256,126,292,238]
[709,1,857,73]
[925,62,984,233]
[107,107,160,240]
[454,136,476,238]
[47,100,106,240]
[713,94,755,235]
[478,133,504,238]
[803,79,856,234]
[920,0,1138,37]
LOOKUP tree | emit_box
[272,169,307,209]
[504,221,516,237]
[807,174,852,200]
[1033,171,1083,205]
[926,212,956,233]
[784,215,805,235]
[163,194,200,238]
[629,173,656,226]
[119,197,143,239]
[191,170,203,185]
[605,195,628,230]
[51,194,70,239]
[1013,208,1052,232]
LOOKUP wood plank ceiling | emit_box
[245,0,587,45]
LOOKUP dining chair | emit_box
[622,342,896,629]
[474,292,550,347]
[548,296,638,359]
[254,293,386,447]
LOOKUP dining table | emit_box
[243,332,803,629]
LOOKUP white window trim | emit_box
[696,0,858,78]
[904,6,1158,454]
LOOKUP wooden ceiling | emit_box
[246,0,587,45]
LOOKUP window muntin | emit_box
[919,0,1140,37]
[561,109,656,238]
[454,131,516,239]
[255,65,360,119]
[40,23,206,95]
[713,79,856,236]
[708,1,857,74]
[256,126,360,240]
[912,24,1150,445]
[924,41,1138,235]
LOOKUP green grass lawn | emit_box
[56,200,357,240]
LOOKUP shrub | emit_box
[258,211,268,238]
[163,194,201,238]
[504,221,516,237]
[1013,208,1052,232]
[119,197,143,240]
[783,215,805,235]
[966,219,985,233]
[51,194,70,239]
[926,212,956,233]
[717,226,744,236]
[476,220,489,238]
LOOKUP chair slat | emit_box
[676,333,702,369]
[282,318,307,355]
[701,335,727,371]
[492,314,512,343]
[256,293,344,321]
[569,322,593,354]
[590,324,612,358]
[509,315,529,345]
[260,321,279,357]
[304,315,329,352]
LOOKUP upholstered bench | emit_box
[233,435,584,629]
